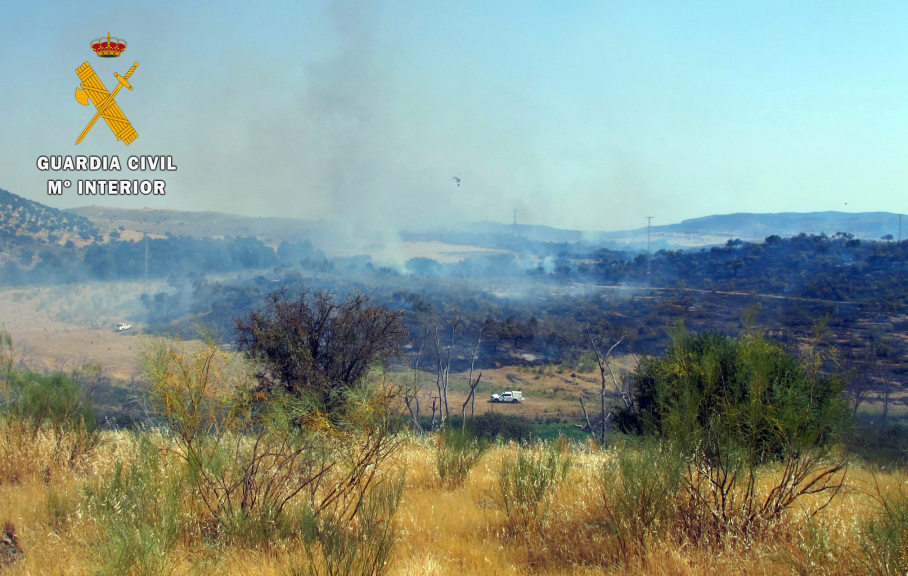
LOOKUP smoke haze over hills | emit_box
[0,185,899,256]
[3,1,908,236]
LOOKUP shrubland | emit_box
[1,295,908,574]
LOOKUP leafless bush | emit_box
[676,446,846,546]
[235,288,407,416]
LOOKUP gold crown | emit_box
[91,32,127,57]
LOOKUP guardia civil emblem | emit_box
[74,33,139,145]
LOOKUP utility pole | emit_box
[645,217,655,253]
[900,214,902,243]
[144,235,149,282]
[645,216,655,278]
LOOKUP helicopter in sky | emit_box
[451,175,461,187]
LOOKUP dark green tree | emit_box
[617,326,850,462]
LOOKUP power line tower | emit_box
[645,216,655,278]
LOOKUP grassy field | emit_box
[3,286,908,575]
[0,424,903,575]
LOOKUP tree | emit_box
[525,316,539,345]
[618,327,849,458]
[616,325,851,539]
[429,308,465,424]
[461,318,488,425]
[235,288,408,414]
[405,257,444,278]
[402,312,434,433]
[841,346,881,417]
[501,315,523,348]
[483,317,502,352]
[587,327,627,444]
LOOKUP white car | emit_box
[491,391,523,403]
[116,323,132,332]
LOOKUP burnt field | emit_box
[2,229,908,430]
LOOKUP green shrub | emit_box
[293,475,404,576]
[599,439,682,559]
[616,326,850,542]
[0,366,100,478]
[83,435,185,576]
[858,475,908,576]
[142,338,404,548]
[846,424,908,469]
[618,328,850,459]
[426,414,537,442]
[471,412,536,442]
[5,372,97,436]
[435,425,490,489]
[535,421,588,441]
[494,441,571,529]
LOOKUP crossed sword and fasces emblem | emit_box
[74,61,139,145]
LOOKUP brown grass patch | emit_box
[0,430,898,575]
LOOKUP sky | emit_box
[2,0,907,235]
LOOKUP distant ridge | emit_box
[63,201,906,248]
[465,211,904,249]
[1,185,902,253]
[617,211,901,238]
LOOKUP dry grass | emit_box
[0,284,167,380]
[0,427,900,575]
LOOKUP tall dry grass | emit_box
[1,331,903,575]
[1,429,904,575]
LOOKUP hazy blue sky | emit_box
[2,1,907,234]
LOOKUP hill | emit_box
[63,195,904,251]
[592,211,904,248]
[68,206,325,246]
[454,211,905,250]
[2,186,903,256]
[67,206,510,263]
[0,188,101,251]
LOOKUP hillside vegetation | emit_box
[68,205,324,245]
[0,189,101,251]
